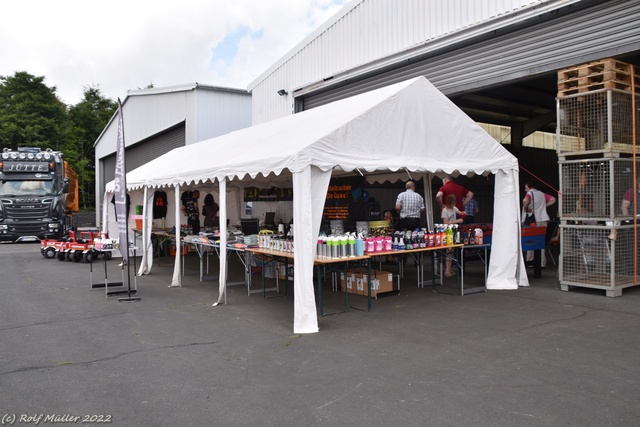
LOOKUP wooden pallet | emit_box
[558,58,640,96]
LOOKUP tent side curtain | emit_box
[486,170,526,289]
[292,166,332,333]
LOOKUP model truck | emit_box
[0,147,78,242]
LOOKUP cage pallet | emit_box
[556,89,639,155]
[557,58,639,96]
[559,277,637,297]
[558,158,640,220]
[559,224,639,297]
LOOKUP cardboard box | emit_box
[341,268,394,297]
[363,269,394,297]
[340,272,355,293]
[338,267,394,296]
[369,277,380,297]
[277,263,294,281]
[367,270,393,297]
[355,275,366,295]
[276,260,294,280]
[376,270,394,294]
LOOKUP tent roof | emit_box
[107,76,518,192]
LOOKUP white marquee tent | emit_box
[105,76,528,334]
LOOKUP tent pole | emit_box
[214,178,228,306]
[170,184,181,287]
[423,173,433,229]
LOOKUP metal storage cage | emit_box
[560,223,638,297]
[557,90,639,155]
[556,59,638,296]
[559,158,640,221]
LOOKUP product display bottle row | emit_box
[316,232,361,258]
[258,233,294,252]
[316,224,491,259]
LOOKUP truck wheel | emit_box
[73,251,83,262]
[83,251,94,263]
[102,251,112,261]
[44,247,56,259]
[65,251,74,262]
[56,250,66,261]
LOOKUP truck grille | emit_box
[13,223,46,235]
[1,199,53,239]
[4,199,50,220]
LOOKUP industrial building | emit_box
[95,0,640,222]
[248,0,639,212]
[93,83,251,223]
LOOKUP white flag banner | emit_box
[114,99,129,264]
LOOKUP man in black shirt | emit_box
[181,190,201,234]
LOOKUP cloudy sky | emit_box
[0,0,349,105]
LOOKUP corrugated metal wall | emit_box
[95,91,190,160]
[99,124,186,215]
[95,87,250,160]
[250,0,585,123]
[94,86,251,221]
[194,89,252,142]
[301,0,640,110]
[101,124,186,187]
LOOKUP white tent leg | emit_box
[292,166,331,334]
[170,184,181,287]
[214,179,227,306]
[423,172,433,229]
[137,186,154,276]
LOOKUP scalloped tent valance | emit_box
[106,76,517,192]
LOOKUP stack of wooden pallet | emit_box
[557,58,639,96]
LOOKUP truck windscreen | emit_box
[0,180,55,196]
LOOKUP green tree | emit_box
[0,72,117,210]
[0,71,68,150]
[67,85,117,208]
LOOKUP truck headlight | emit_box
[48,223,60,230]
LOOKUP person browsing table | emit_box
[395,180,425,231]
[522,181,556,268]
[436,175,473,212]
[181,190,201,235]
[463,197,479,224]
[202,193,219,229]
[442,195,464,277]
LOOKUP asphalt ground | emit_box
[1,242,639,426]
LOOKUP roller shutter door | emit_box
[102,123,185,186]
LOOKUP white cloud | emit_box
[0,0,348,105]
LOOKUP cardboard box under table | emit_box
[314,254,372,316]
[340,267,394,298]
